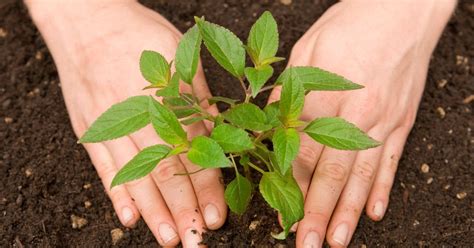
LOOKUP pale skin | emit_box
[25,0,455,247]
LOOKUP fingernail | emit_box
[303,231,320,248]
[158,223,177,244]
[121,207,134,225]
[204,204,220,227]
[184,228,202,248]
[374,201,385,218]
[333,223,349,246]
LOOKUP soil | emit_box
[1,0,473,247]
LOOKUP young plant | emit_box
[79,11,381,239]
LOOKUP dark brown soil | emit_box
[1,0,473,247]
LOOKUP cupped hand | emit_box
[27,1,225,246]
[268,1,455,247]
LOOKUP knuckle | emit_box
[94,160,116,181]
[304,210,330,224]
[152,159,182,184]
[352,161,376,183]
[316,160,348,183]
[294,144,318,172]
[174,207,201,223]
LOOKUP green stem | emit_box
[238,77,251,103]
[258,84,277,94]
[249,150,272,172]
[229,154,239,175]
[248,162,265,174]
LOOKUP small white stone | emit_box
[111,228,125,245]
[249,220,260,230]
[71,215,88,229]
[426,178,433,184]
[421,163,430,173]
[456,192,467,200]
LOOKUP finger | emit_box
[82,142,140,228]
[179,121,227,230]
[131,126,207,247]
[326,127,387,247]
[105,137,180,247]
[296,148,357,248]
[366,126,410,221]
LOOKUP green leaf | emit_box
[156,73,180,97]
[272,127,300,174]
[264,101,281,128]
[187,136,231,168]
[247,11,278,65]
[260,56,285,67]
[276,67,363,91]
[223,103,272,131]
[163,96,199,118]
[196,17,245,78]
[175,25,202,84]
[111,145,171,187]
[149,97,187,145]
[304,117,381,150]
[80,96,149,143]
[225,172,252,215]
[279,69,305,125]
[210,124,254,153]
[139,50,170,87]
[180,116,207,126]
[259,172,304,238]
[208,96,237,106]
[244,65,274,97]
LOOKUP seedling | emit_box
[79,11,380,239]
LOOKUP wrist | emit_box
[25,0,137,30]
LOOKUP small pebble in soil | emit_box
[71,214,88,229]
[448,129,453,134]
[83,183,92,189]
[456,55,469,66]
[444,184,451,190]
[84,201,92,209]
[437,79,448,88]
[421,163,430,173]
[16,194,23,206]
[4,117,13,124]
[280,0,292,5]
[2,99,11,109]
[426,177,433,184]
[427,144,434,150]
[0,27,7,38]
[462,94,474,104]
[35,51,43,60]
[456,192,467,200]
[361,245,367,248]
[110,228,124,245]
[249,220,260,230]
[25,168,32,177]
[436,107,446,119]
[413,220,420,226]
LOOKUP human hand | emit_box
[268,1,455,247]
[26,0,226,246]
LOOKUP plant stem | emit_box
[174,168,205,176]
[229,154,239,175]
[238,77,251,103]
[248,162,265,174]
[249,150,272,172]
[258,84,277,94]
